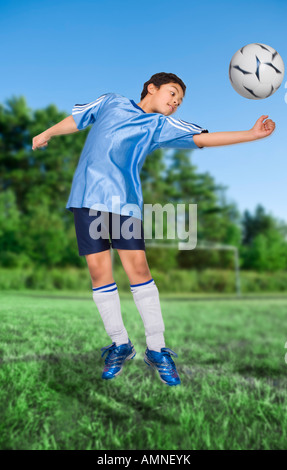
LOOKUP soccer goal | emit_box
[111,240,241,297]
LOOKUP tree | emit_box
[3,95,284,274]
[240,204,287,270]
[241,204,276,245]
[0,95,89,266]
[163,150,242,269]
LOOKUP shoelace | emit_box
[159,348,178,373]
[101,343,128,366]
[101,343,119,364]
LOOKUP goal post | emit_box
[123,240,241,297]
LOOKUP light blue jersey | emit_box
[66,93,208,220]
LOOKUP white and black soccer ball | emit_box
[229,43,284,99]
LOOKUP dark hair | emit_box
[140,72,186,100]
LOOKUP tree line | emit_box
[1,95,286,272]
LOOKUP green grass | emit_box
[1,290,287,450]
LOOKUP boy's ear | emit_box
[147,83,155,95]
[147,83,159,95]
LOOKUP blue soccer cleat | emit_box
[144,347,181,386]
[100,339,136,380]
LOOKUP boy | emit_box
[32,72,275,387]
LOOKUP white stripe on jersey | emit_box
[73,94,108,110]
[178,118,203,131]
[170,116,203,132]
[72,95,108,115]
[166,116,202,134]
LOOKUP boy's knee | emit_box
[134,264,151,278]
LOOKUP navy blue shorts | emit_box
[72,207,146,256]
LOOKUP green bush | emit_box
[1,266,287,294]
[240,271,287,293]
[197,269,237,293]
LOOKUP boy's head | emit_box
[139,72,186,115]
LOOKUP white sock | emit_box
[92,282,129,346]
[130,278,165,352]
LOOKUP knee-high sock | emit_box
[92,282,129,346]
[130,278,165,352]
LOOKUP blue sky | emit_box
[1,0,286,223]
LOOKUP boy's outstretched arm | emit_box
[193,115,276,148]
[32,115,79,151]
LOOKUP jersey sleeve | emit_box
[71,93,112,130]
[154,116,209,150]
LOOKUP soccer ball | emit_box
[229,43,284,99]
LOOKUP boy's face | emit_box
[148,82,184,115]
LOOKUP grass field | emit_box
[1,289,287,450]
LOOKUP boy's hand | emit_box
[32,131,51,151]
[250,115,276,140]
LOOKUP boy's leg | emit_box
[109,213,165,352]
[116,248,180,386]
[85,251,115,288]
[116,249,165,352]
[110,215,180,385]
[72,208,129,347]
[86,251,136,380]
[86,251,129,346]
